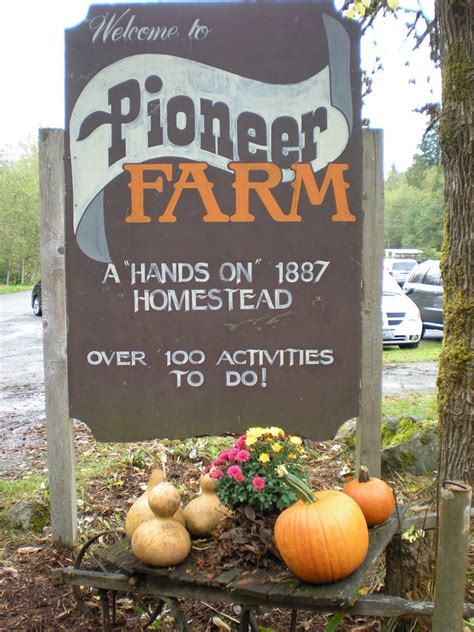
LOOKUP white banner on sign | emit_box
[70,16,352,262]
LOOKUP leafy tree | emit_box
[417,123,441,167]
[0,143,40,285]
[406,122,441,186]
[385,164,443,255]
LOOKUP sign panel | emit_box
[65,1,362,441]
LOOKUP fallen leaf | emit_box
[1,567,19,578]
[17,546,42,555]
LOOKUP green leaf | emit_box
[325,612,346,632]
[387,0,399,9]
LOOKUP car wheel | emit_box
[401,342,419,349]
[33,296,42,316]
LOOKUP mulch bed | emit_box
[0,422,436,631]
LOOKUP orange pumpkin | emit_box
[342,466,395,527]
[274,469,369,584]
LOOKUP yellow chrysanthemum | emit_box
[259,453,270,463]
[246,427,266,440]
[245,436,258,447]
[271,442,282,453]
[289,435,303,445]
[269,426,285,438]
[288,453,297,459]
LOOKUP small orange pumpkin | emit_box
[342,466,395,527]
[274,468,369,584]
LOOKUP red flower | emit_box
[235,449,250,463]
[251,475,266,490]
[235,435,246,448]
[209,468,223,479]
[227,465,244,482]
[227,448,239,462]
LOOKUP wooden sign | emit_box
[65,2,362,441]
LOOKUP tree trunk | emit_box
[435,0,473,485]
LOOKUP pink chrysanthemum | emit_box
[209,468,223,479]
[251,475,266,490]
[235,435,246,448]
[227,465,244,482]
[235,449,250,463]
[227,448,239,462]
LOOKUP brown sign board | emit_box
[65,2,362,442]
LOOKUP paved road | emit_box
[0,291,440,472]
[0,291,45,469]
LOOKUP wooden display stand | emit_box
[51,505,474,631]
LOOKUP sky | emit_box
[0,0,439,173]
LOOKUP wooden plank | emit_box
[227,568,276,600]
[356,128,384,478]
[347,595,474,618]
[52,566,474,619]
[51,568,133,591]
[39,128,77,547]
[395,506,474,534]
[210,567,243,588]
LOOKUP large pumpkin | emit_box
[342,466,395,527]
[274,470,369,584]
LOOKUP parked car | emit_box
[31,281,42,316]
[404,260,443,336]
[383,258,419,287]
[383,272,422,348]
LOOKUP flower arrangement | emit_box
[205,426,308,514]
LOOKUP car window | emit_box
[392,260,417,271]
[424,267,441,286]
[408,267,427,283]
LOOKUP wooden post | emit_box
[432,481,471,632]
[39,128,77,546]
[356,129,384,478]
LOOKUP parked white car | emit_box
[383,272,423,348]
[383,258,419,287]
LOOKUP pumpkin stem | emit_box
[277,465,317,504]
[358,466,370,483]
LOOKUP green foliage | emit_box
[0,143,40,285]
[211,427,308,514]
[381,416,436,448]
[325,612,346,632]
[0,284,34,294]
[384,163,444,253]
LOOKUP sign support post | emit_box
[39,128,77,546]
[356,128,384,477]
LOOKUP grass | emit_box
[383,340,442,364]
[0,284,34,295]
[0,474,48,505]
[383,392,438,420]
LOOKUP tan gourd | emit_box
[131,482,191,566]
[125,469,185,539]
[183,474,231,537]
